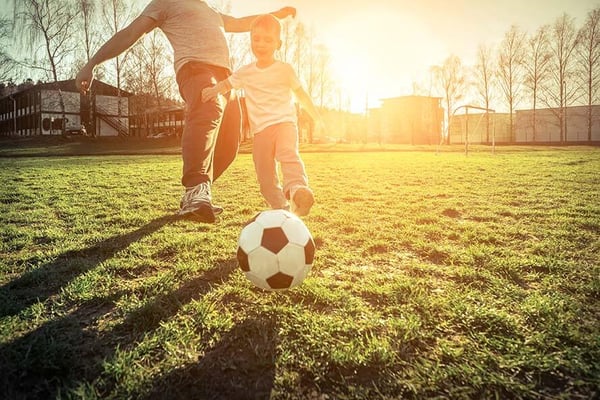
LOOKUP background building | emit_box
[448,105,600,144]
[0,79,131,137]
[515,105,600,143]
[369,96,443,144]
[129,102,185,139]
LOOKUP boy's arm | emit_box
[221,7,296,32]
[293,86,322,124]
[75,16,156,93]
[202,79,233,102]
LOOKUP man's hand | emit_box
[201,86,219,102]
[272,7,296,19]
[75,63,95,94]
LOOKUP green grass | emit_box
[0,146,599,399]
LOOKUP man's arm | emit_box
[75,16,157,93]
[221,7,296,32]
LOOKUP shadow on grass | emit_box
[0,255,241,399]
[0,214,177,318]
[141,314,279,400]
[0,214,256,399]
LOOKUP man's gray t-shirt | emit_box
[141,0,231,74]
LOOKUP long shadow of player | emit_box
[0,255,239,399]
[0,214,177,319]
[140,312,279,400]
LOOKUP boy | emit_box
[202,14,321,216]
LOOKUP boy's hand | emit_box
[201,86,219,102]
[273,7,296,19]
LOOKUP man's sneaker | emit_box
[290,186,314,217]
[178,182,220,223]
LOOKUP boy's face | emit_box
[251,25,281,60]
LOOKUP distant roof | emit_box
[0,79,133,99]
[380,95,443,101]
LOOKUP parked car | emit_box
[148,132,174,139]
[65,125,87,136]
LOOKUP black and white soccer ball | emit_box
[237,209,315,291]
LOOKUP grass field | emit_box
[1,146,599,399]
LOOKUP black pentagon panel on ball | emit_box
[261,227,289,254]
[266,272,294,289]
[237,247,250,272]
[304,238,316,264]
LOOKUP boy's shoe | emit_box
[178,182,220,223]
[290,186,314,217]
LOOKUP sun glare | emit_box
[328,53,371,112]
[321,8,446,112]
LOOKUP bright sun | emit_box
[321,8,446,113]
[328,52,371,113]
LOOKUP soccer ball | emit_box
[237,209,315,291]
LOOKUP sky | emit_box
[2,1,597,111]
[230,0,599,111]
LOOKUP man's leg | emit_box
[177,66,225,222]
[179,70,224,187]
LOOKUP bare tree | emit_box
[313,44,334,108]
[295,23,317,100]
[123,43,151,137]
[541,13,580,142]
[576,7,600,142]
[473,43,497,142]
[523,25,552,142]
[16,0,77,82]
[279,17,295,64]
[227,33,252,71]
[141,30,174,106]
[0,18,16,83]
[15,0,78,135]
[497,24,527,141]
[287,22,318,142]
[102,0,139,117]
[123,30,176,137]
[72,0,101,137]
[77,0,99,63]
[432,54,469,144]
[290,23,308,78]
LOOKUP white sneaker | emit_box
[290,186,314,216]
[178,182,222,222]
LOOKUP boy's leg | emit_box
[252,127,288,209]
[275,123,314,216]
[176,64,228,222]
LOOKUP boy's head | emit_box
[250,14,282,60]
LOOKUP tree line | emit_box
[0,0,339,113]
[0,1,598,143]
[418,9,599,143]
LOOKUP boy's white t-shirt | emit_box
[228,61,302,135]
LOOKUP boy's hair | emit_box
[251,14,281,37]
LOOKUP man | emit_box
[75,1,296,223]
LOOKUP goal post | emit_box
[453,105,496,155]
